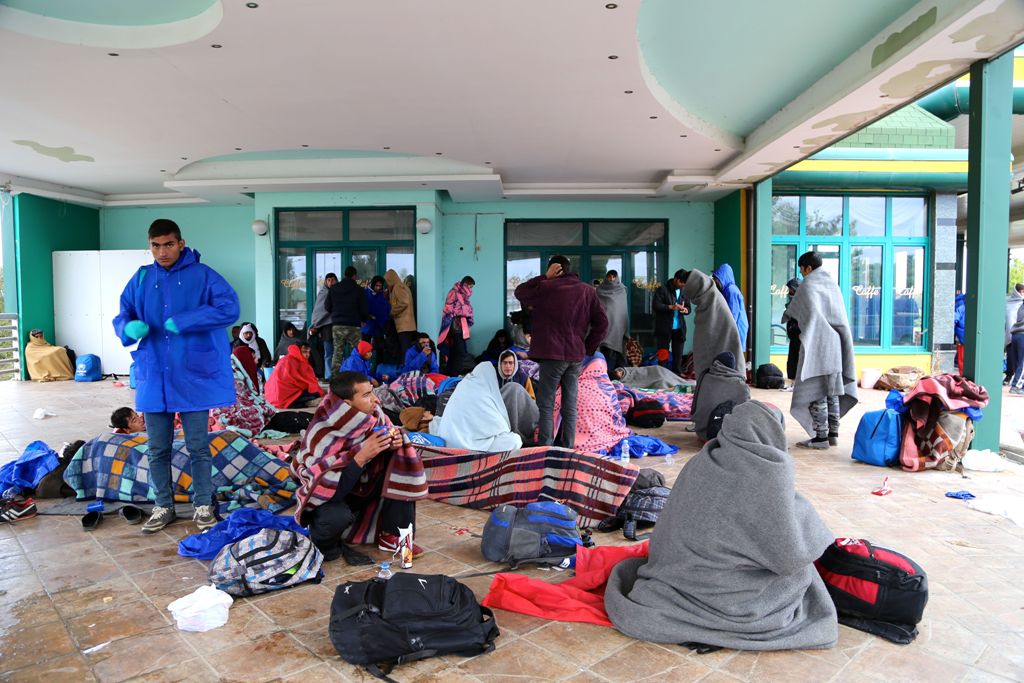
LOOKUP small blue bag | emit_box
[852,409,903,467]
[74,354,102,382]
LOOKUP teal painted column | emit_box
[964,52,1013,451]
[752,179,772,370]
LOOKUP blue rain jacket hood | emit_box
[712,263,749,346]
[113,247,240,414]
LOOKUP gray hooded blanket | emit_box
[690,354,749,440]
[616,365,687,390]
[596,279,629,355]
[604,401,838,650]
[500,382,539,444]
[783,267,858,436]
[683,269,745,380]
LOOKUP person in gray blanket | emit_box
[604,400,838,651]
[783,251,858,448]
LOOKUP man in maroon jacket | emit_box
[515,255,609,447]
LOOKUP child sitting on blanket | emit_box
[291,371,429,566]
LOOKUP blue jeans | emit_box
[323,337,334,380]
[1011,332,1024,390]
[535,360,581,448]
[145,410,212,508]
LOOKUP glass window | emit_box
[892,197,927,237]
[808,244,841,284]
[893,246,925,346]
[314,251,342,291]
[386,246,415,281]
[278,211,343,241]
[507,252,541,312]
[590,254,623,282]
[630,251,660,345]
[589,222,665,246]
[772,196,799,235]
[348,209,415,241]
[771,245,797,345]
[805,196,843,236]
[506,222,583,246]
[277,248,307,328]
[848,196,885,237]
[850,246,883,346]
[349,249,378,286]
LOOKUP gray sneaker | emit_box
[141,506,176,534]
[796,438,830,450]
[1010,387,1024,396]
[828,433,839,446]
[192,505,217,532]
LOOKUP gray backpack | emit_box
[208,529,323,596]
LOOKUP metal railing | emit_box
[0,314,21,380]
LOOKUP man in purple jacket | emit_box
[515,255,609,448]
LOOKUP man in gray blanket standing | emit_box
[784,251,858,449]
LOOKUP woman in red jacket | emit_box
[266,343,324,409]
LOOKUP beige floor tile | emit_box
[50,576,148,619]
[0,653,97,682]
[523,621,634,667]
[0,619,79,673]
[255,582,335,626]
[456,638,583,681]
[209,631,319,682]
[130,562,210,599]
[68,598,170,650]
[590,641,712,682]
[177,603,278,656]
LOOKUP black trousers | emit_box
[657,328,685,375]
[398,331,418,355]
[307,477,415,561]
[600,346,624,373]
[445,324,469,375]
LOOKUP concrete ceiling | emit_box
[1,0,1023,206]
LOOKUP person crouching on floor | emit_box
[291,371,428,565]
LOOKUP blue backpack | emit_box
[74,354,102,382]
[480,501,582,569]
[852,409,903,467]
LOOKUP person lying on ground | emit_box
[611,365,687,390]
[24,329,74,382]
[604,400,838,651]
[266,343,324,409]
[291,371,428,565]
[110,407,146,434]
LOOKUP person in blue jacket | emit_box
[113,219,240,534]
[711,263,749,347]
[341,340,388,385]
[402,332,440,375]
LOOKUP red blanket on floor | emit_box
[481,542,648,627]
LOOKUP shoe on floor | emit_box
[796,438,830,450]
[828,433,839,446]
[377,532,425,557]
[1009,387,1024,396]
[141,506,176,534]
[0,497,38,523]
[192,505,217,532]
[341,544,375,566]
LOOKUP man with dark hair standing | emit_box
[113,218,240,533]
[653,270,690,375]
[309,272,337,379]
[515,255,608,448]
[326,266,367,376]
[784,251,858,449]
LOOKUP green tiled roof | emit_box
[834,104,955,149]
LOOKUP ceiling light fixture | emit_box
[107,52,119,57]
[246,2,259,7]
[235,147,242,151]
[624,90,634,94]
[484,161,492,165]
[649,115,658,119]
[383,146,391,150]
[435,152,443,155]
[608,55,619,60]
[211,44,222,48]
[301,144,309,148]
[714,148,721,152]
[679,134,687,138]
[605,3,618,8]
[180,156,188,160]
[159,169,166,172]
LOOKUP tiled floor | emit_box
[1,379,1023,682]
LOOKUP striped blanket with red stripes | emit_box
[414,445,639,526]
[292,392,427,542]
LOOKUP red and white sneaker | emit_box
[0,497,38,523]
[377,532,425,558]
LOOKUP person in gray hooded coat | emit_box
[604,400,838,651]
[682,269,745,381]
[690,351,749,440]
[783,252,858,449]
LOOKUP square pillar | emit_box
[931,193,958,374]
[964,51,1013,450]
[752,178,773,369]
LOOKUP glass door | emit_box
[350,249,380,286]
[590,253,624,285]
[277,248,307,330]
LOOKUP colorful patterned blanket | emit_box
[388,372,437,408]
[415,444,639,526]
[64,431,295,510]
[614,383,693,421]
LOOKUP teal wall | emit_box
[99,205,257,325]
[13,193,100,353]
[713,191,744,286]
[437,198,714,354]
[1,192,15,313]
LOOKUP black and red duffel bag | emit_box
[814,538,928,644]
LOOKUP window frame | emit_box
[770,193,931,355]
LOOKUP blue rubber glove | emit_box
[164,318,180,334]
[124,320,149,340]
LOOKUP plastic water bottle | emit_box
[664,451,675,466]
[621,437,630,464]
[377,561,394,581]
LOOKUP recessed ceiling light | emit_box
[624,90,634,94]
[679,134,687,138]
[301,144,309,148]
[383,146,391,150]
[242,186,248,190]
[879,94,888,98]
[649,115,658,119]
[159,169,166,172]
[211,44,222,48]
[605,3,618,8]
[608,55,619,60]
[435,152,443,155]
[107,52,119,57]
[714,148,721,152]
[234,147,242,151]
[180,156,188,160]
[421,183,428,186]
[484,161,492,165]
[246,2,259,7]
[793,145,800,149]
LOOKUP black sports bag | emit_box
[754,363,785,389]
[329,573,499,681]
[814,538,928,644]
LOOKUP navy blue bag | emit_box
[74,354,102,382]
[852,409,903,467]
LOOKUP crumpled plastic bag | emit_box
[32,408,56,420]
[167,585,233,632]
[961,449,1010,472]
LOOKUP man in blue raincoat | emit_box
[712,263,749,347]
[113,219,240,534]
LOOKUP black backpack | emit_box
[814,538,928,644]
[755,363,785,389]
[626,399,667,428]
[706,400,736,440]
[329,573,499,681]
